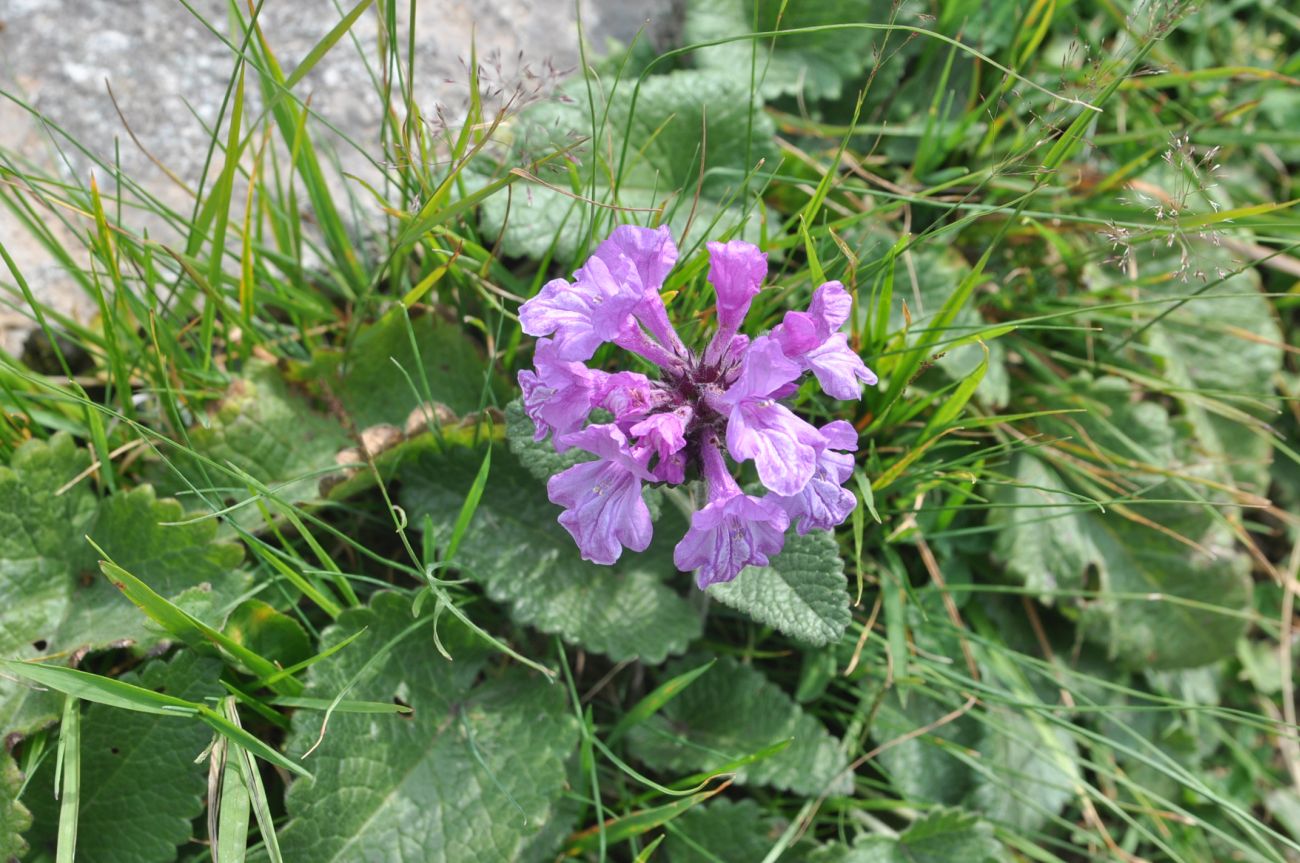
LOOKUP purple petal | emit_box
[548,459,653,564]
[724,335,804,403]
[673,492,789,588]
[726,398,825,496]
[774,422,858,533]
[707,240,767,331]
[772,310,820,356]
[596,371,663,424]
[630,409,689,460]
[520,339,605,444]
[804,333,877,399]
[819,419,860,453]
[518,256,642,361]
[595,224,686,355]
[775,449,856,533]
[808,280,852,334]
[557,423,655,479]
[594,224,678,295]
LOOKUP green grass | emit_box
[1,0,1298,861]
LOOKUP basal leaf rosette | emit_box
[517,226,877,589]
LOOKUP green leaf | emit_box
[176,361,352,512]
[663,798,782,863]
[505,398,591,482]
[872,689,979,808]
[807,809,1006,863]
[992,452,1252,669]
[274,592,580,862]
[0,433,97,733]
[304,308,495,430]
[83,485,248,645]
[0,444,237,733]
[479,69,774,263]
[22,652,224,863]
[708,530,851,646]
[625,656,850,795]
[223,599,313,671]
[0,748,32,861]
[684,0,884,101]
[967,708,1079,835]
[1141,250,1283,491]
[400,440,701,663]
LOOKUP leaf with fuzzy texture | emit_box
[274,592,579,862]
[400,441,700,663]
[83,485,247,644]
[992,451,1251,669]
[0,433,97,734]
[314,308,497,430]
[709,530,851,646]
[806,809,1006,863]
[176,361,352,512]
[663,798,784,863]
[478,69,772,263]
[684,0,886,101]
[625,656,849,796]
[22,651,224,863]
[0,749,31,861]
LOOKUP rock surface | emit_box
[0,0,680,352]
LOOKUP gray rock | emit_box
[0,0,680,353]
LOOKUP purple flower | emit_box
[519,338,607,446]
[547,425,655,564]
[721,336,826,496]
[518,229,878,586]
[673,437,790,587]
[774,281,878,399]
[775,420,859,533]
[520,255,643,361]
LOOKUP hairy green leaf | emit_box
[807,808,1006,862]
[176,362,351,511]
[22,652,224,863]
[625,656,849,795]
[0,433,97,733]
[400,441,700,663]
[305,308,494,429]
[684,0,885,101]
[992,452,1252,668]
[274,592,579,862]
[0,749,32,861]
[663,798,782,863]
[708,530,851,646]
[83,485,247,644]
[479,68,773,262]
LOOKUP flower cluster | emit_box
[518,226,877,588]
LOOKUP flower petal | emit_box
[804,333,877,399]
[724,335,803,403]
[726,398,824,496]
[673,492,789,588]
[548,458,653,564]
[706,240,768,331]
[808,280,852,335]
[518,256,642,360]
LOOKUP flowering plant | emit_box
[518,226,877,587]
